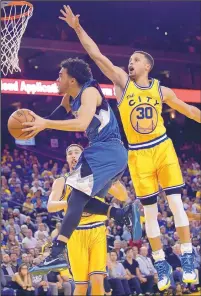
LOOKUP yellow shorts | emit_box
[128,138,184,200]
[61,222,107,284]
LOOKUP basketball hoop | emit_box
[1,1,33,76]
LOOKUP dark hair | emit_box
[110,250,118,256]
[18,263,28,274]
[124,247,133,254]
[66,144,84,154]
[60,57,93,85]
[134,51,154,71]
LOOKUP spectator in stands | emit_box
[157,212,167,227]
[24,217,36,233]
[6,218,21,235]
[7,234,20,250]
[22,197,34,215]
[10,246,21,265]
[10,253,19,273]
[31,180,44,195]
[123,247,153,295]
[12,184,25,206]
[12,263,35,296]
[1,269,15,296]
[167,244,183,282]
[47,271,72,296]
[160,226,174,249]
[34,198,49,221]
[2,254,15,276]
[23,185,31,197]
[121,225,132,242]
[8,172,21,186]
[13,209,27,226]
[32,259,50,296]
[108,250,131,295]
[34,223,49,240]
[136,247,156,292]
[22,229,37,250]
[21,254,31,268]
[132,246,139,260]
[113,240,124,261]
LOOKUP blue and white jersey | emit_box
[70,79,121,144]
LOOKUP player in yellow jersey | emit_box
[59,5,201,291]
[47,144,129,296]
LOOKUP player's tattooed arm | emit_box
[162,86,201,123]
[59,5,127,88]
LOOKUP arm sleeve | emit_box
[45,105,68,120]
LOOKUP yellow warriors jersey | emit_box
[61,178,107,225]
[118,78,166,148]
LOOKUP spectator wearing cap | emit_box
[11,184,25,207]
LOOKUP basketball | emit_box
[8,109,35,140]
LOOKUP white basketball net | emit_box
[1,1,33,76]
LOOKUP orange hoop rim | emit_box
[1,1,33,21]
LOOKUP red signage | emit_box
[1,78,200,103]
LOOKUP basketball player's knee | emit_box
[90,274,104,290]
[74,284,88,295]
[143,203,160,238]
[167,194,189,227]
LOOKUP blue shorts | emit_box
[66,139,128,196]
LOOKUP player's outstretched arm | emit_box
[22,87,98,137]
[47,177,68,213]
[59,5,127,87]
[162,86,201,123]
[108,181,128,202]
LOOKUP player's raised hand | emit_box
[22,111,47,139]
[59,5,80,29]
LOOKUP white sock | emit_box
[152,249,165,262]
[181,242,192,255]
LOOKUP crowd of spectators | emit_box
[1,142,201,296]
